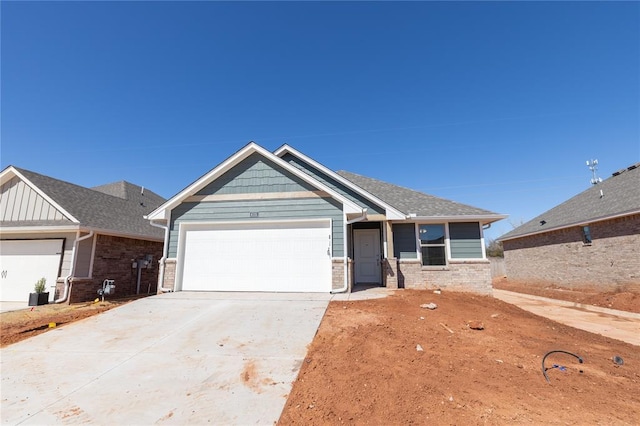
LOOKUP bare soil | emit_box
[2,284,638,424]
[279,289,640,425]
[0,298,139,347]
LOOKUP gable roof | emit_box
[499,163,640,241]
[337,171,504,222]
[275,144,406,220]
[146,142,363,221]
[1,166,165,240]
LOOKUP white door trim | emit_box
[176,218,332,292]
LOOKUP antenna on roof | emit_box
[586,159,602,185]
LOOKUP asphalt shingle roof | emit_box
[9,167,165,240]
[336,170,500,218]
[499,163,640,241]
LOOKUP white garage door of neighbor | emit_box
[181,221,332,292]
[0,239,63,302]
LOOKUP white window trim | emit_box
[415,223,449,267]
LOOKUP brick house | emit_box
[499,163,640,291]
[0,166,165,303]
[146,142,506,295]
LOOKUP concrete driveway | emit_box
[0,292,331,425]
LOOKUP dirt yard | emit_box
[0,298,138,347]
[279,289,640,425]
[2,284,638,424]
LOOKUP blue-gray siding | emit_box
[449,222,483,258]
[197,153,316,196]
[282,153,386,215]
[393,223,418,259]
[168,198,344,257]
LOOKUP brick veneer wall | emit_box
[159,259,177,292]
[66,234,163,303]
[332,258,353,291]
[396,260,493,295]
[502,214,640,291]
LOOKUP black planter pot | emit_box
[28,292,49,306]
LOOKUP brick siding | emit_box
[159,259,177,293]
[63,234,163,303]
[396,260,492,295]
[503,214,640,291]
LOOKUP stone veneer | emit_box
[393,260,493,295]
[157,257,493,294]
[503,214,640,291]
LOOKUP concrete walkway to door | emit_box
[0,292,330,425]
[494,289,640,346]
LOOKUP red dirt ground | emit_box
[2,284,638,424]
[0,298,137,347]
[279,289,640,425]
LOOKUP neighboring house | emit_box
[0,166,165,303]
[146,142,506,295]
[499,163,640,291]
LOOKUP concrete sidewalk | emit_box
[494,289,640,346]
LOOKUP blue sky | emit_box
[2,1,638,241]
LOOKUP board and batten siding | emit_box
[196,153,317,196]
[168,197,344,258]
[281,153,386,216]
[0,176,70,222]
[449,222,483,259]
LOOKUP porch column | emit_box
[384,222,398,289]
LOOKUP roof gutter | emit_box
[56,230,94,304]
[404,214,508,224]
[332,209,368,294]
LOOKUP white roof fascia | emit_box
[147,142,362,221]
[0,166,80,223]
[499,209,640,242]
[0,225,81,234]
[401,214,508,224]
[274,144,407,220]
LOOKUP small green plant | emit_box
[34,277,47,294]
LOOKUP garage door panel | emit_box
[181,221,331,292]
[0,239,63,302]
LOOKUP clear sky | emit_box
[2,1,638,241]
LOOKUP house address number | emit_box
[249,212,259,218]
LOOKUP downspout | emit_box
[149,220,172,292]
[55,230,94,303]
[331,209,367,294]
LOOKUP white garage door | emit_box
[181,220,332,292]
[0,239,63,302]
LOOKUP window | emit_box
[418,224,446,266]
[582,226,592,244]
